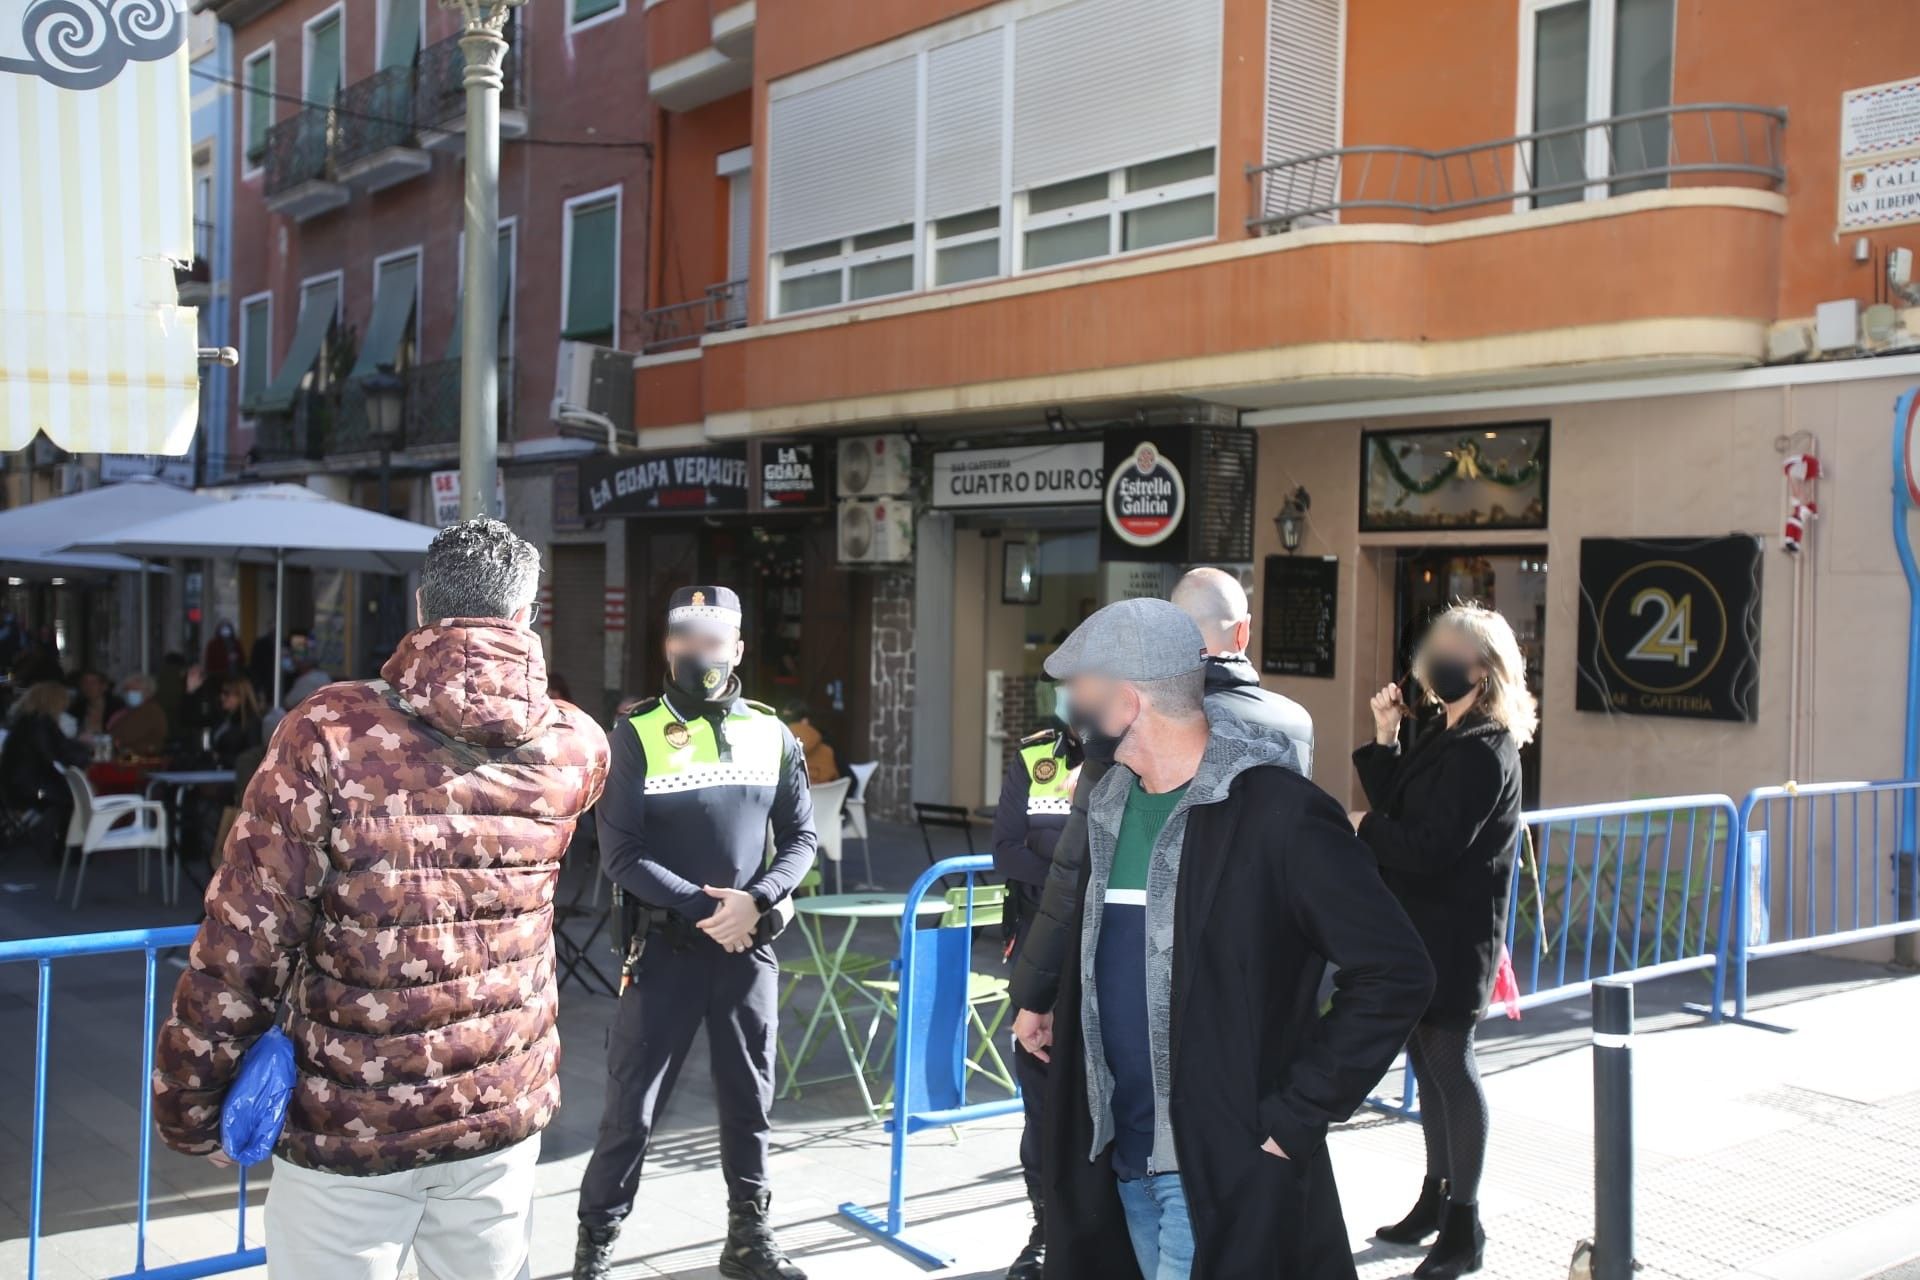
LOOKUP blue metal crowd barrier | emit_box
[0,925,266,1280]
[1731,779,1920,1019]
[838,855,1022,1267]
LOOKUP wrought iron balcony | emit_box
[639,280,748,354]
[1247,102,1788,234]
[332,65,430,192]
[415,28,526,151]
[277,359,518,461]
[262,104,348,221]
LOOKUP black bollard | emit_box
[1592,978,1635,1280]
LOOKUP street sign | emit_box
[430,468,504,525]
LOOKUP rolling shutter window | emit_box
[1264,0,1341,225]
[307,14,343,103]
[240,298,271,406]
[253,279,338,413]
[381,0,421,69]
[564,199,618,344]
[767,56,918,253]
[1012,0,1221,190]
[925,29,1006,221]
[244,52,274,160]
[352,256,418,378]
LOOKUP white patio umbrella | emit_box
[0,478,216,672]
[66,491,437,707]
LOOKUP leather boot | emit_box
[572,1222,619,1280]
[1005,1192,1045,1279]
[719,1192,806,1280]
[1375,1175,1448,1244]
[1413,1201,1485,1278]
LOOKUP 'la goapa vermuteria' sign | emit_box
[1575,535,1762,722]
[579,446,750,517]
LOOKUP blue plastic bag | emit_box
[221,1026,297,1166]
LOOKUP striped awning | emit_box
[0,0,199,455]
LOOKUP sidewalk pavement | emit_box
[2,815,1918,1280]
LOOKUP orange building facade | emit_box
[631,0,1920,819]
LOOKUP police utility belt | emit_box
[616,892,797,989]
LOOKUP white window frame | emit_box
[375,0,426,69]
[370,245,425,369]
[1514,0,1674,209]
[302,3,346,102]
[238,290,273,420]
[455,215,520,356]
[567,0,627,37]
[240,43,273,181]
[1013,149,1218,274]
[925,208,1003,288]
[774,226,918,315]
[560,185,623,348]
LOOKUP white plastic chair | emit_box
[60,766,171,909]
[810,776,853,894]
[842,761,879,888]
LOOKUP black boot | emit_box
[719,1192,806,1280]
[572,1222,619,1280]
[1413,1201,1485,1278]
[1005,1194,1044,1279]
[1375,1175,1448,1244]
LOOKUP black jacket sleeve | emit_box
[992,754,1051,888]
[1351,739,1402,810]
[1357,737,1504,877]
[1259,788,1435,1161]
[748,723,818,906]
[1007,748,1113,1012]
[597,718,715,919]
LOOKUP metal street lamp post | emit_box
[362,362,407,518]
[442,0,524,520]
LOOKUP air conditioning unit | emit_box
[552,340,634,431]
[836,497,913,565]
[836,434,912,498]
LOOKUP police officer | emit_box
[574,586,817,1280]
[989,684,1080,1280]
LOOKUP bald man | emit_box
[1172,567,1315,776]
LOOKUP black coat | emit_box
[1042,763,1434,1280]
[1,712,88,808]
[1352,714,1523,1026]
[1203,655,1315,777]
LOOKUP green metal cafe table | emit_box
[780,892,948,1117]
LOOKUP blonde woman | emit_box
[1349,604,1534,1279]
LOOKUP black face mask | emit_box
[1426,657,1481,705]
[669,655,734,705]
[1069,698,1135,759]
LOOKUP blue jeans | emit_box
[1115,1172,1194,1280]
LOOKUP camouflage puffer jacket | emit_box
[152,621,609,1175]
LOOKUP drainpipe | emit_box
[1891,387,1920,965]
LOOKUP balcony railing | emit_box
[263,104,335,198]
[174,220,214,292]
[415,29,523,135]
[266,360,516,461]
[1247,102,1787,233]
[333,64,417,171]
[639,280,748,354]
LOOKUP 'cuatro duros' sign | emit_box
[1575,535,1762,723]
[1101,435,1188,562]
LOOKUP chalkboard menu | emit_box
[1261,555,1338,678]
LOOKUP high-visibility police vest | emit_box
[628,697,786,795]
[1020,734,1073,818]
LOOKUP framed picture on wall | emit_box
[1360,421,1549,532]
[1002,540,1041,605]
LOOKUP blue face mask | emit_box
[122,690,144,709]
[1053,685,1071,724]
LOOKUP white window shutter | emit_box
[768,57,920,253]
[1264,0,1342,224]
[1012,0,1222,191]
[925,29,1006,221]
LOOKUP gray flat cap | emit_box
[1044,598,1207,682]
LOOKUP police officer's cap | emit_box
[667,585,743,636]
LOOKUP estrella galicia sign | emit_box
[1104,439,1186,549]
[1575,536,1762,722]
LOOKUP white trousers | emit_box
[264,1134,540,1280]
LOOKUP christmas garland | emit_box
[1373,435,1547,496]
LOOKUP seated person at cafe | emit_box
[72,668,121,738]
[210,675,264,769]
[781,703,842,784]
[108,673,168,758]
[1,681,91,849]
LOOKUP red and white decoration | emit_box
[1781,452,1822,555]
[604,588,628,633]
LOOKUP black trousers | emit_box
[1014,1039,1047,1195]
[577,936,779,1226]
